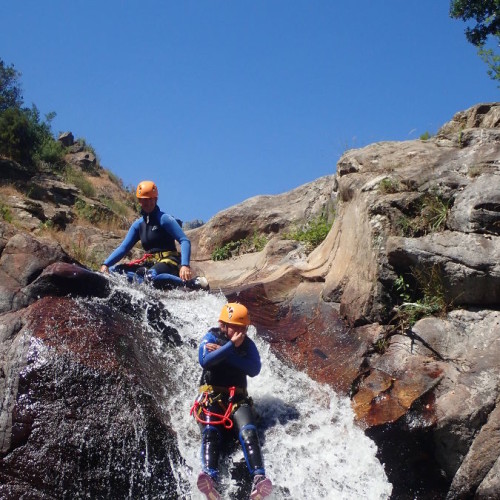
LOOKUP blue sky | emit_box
[1,1,498,223]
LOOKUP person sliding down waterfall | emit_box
[99,180,208,291]
[190,303,273,500]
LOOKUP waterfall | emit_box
[108,279,393,500]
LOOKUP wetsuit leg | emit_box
[109,264,146,283]
[200,424,222,480]
[233,404,265,476]
[147,262,184,288]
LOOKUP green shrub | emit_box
[419,131,431,141]
[101,197,129,217]
[393,265,447,331]
[212,240,241,261]
[74,199,103,223]
[395,193,450,237]
[211,231,269,261]
[70,233,104,270]
[0,108,37,164]
[378,178,400,194]
[283,213,334,251]
[64,166,96,197]
[76,137,96,155]
[0,201,13,222]
[35,137,66,165]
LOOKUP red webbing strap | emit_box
[190,386,236,429]
[124,253,153,266]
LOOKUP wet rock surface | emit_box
[0,290,185,499]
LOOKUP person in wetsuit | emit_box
[192,303,273,500]
[100,180,207,290]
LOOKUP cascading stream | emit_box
[3,275,391,500]
[126,284,394,500]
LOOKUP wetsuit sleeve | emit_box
[226,338,261,377]
[199,334,234,368]
[102,219,141,266]
[199,335,261,377]
[160,214,191,266]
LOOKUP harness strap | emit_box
[153,250,181,268]
[124,251,181,268]
[190,386,238,429]
[126,253,154,266]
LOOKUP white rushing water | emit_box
[114,281,392,499]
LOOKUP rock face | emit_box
[1,103,499,499]
[0,229,185,498]
[188,102,500,498]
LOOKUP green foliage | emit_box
[211,231,268,261]
[478,47,500,82]
[70,233,104,270]
[0,59,64,167]
[0,102,63,167]
[419,131,431,141]
[64,166,96,197]
[0,58,23,112]
[0,108,37,163]
[450,0,500,85]
[283,213,334,251]
[373,337,389,354]
[212,240,240,261]
[378,178,400,194]
[76,137,97,156]
[101,197,128,217]
[393,266,447,330]
[35,137,66,165]
[39,220,54,230]
[74,199,104,224]
[0,201,13,222]
[395,193,450,237]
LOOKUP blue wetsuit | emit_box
[102,205,191,287]
[196,328,266,481]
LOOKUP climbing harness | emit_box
[125,250,180,268]
[190,386,247,429]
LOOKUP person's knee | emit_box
[145,268,157,280]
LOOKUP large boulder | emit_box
[0,225,72,313]
[188,174,336,261]
[0,293,184,499]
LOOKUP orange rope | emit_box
[190,386,236,429]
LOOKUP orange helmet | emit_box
[136,180,158,199]
[219,303,250,326]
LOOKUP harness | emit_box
[125,250,181,269]
[190,385,248,429]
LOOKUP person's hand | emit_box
[205,343,220,352]
[180,265,192,281]
[100,265,109,273]
[231,331,246,348]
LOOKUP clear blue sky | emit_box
[2,1,498,223]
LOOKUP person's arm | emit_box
[159,214,192,279]
[224,338,261,377]
[199,335,233,368]
[101,220,141,270]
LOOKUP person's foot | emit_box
[186,276,210,291]
[250,474,273,500]
[197,471,220,500]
